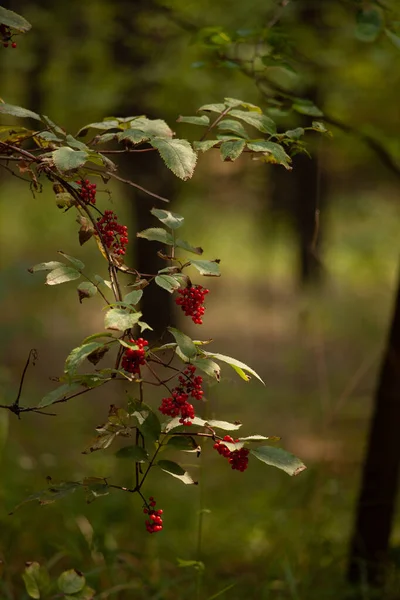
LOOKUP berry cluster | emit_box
[175,285,209,325]
[0,24,16,48]
[144,497,163,533]
[159,365,203,426]
[97,210,129,256]
[76,179,96,205]
[213,436,249,472]
[121,338,148,374]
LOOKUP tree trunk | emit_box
[348,260,400,586]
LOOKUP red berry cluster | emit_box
[76,179,96,205]
[176,285,209,325]
[0,24,16,48]
[144,497,163,533]
[121,338,148,374]
[213,435,249,472]
[159,365,203,426]
[97,210,129,256]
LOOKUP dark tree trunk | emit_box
[348,260,400,586]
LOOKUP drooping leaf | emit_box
[10,481,81,513]
[150,137,197,180]
[52,147,89,172]
[191,259,221,276]
[0,6,31,31]
[46,266,81,285]
[157,460,196,484]
[177,115,210,126]
[229,110,276,134]
[22,562,50,599]
[168,327,197,359]
[202,351,264,383]
[77,281,97,302]
[115,445,149,461]
[82,477,110,503]
[193,140,220,153]
[64,342,106,375]
[137,227,173,244]
[155,274,182,293]
[104,308,142,331]
[220,139,246,162]
[28,261,64,273]
[58,570,86,595]
[38,382,82,408]
[0,103,40,121]
[247,141,292,169]
[83,432,117,454]
[140,406,162,443]
[86,345,110,365]
[251,446,306,476]
[150,207,184,230]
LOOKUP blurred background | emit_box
[0,0,399,598]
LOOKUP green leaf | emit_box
[58,251,84,270]
[155,274,182,293]
[150,137,197,181]
[177,558,205,571]
[251,446,306,476]
[166,436,196,450]
[224,98,262,112]
[157,460,196,484]
[115,445,149,461]
[292,103,323,118]
[104,308,142,331]
[10,481,80,513]
[77,120,120,137]
[52,147,89,171]
[207,419,242,431]
[58,570,86,595]
[177,115,210,126]
[218,119,248,138]
[198,103,226,113]
[229,110,276,134]
[168,327,197,359]
[355,8,383,42]
[191,259,221,276]
[247,141,292,170]
[175,239,203,254]
[310,121,328,133]
[28,261,64,273]
[38,382,82,408]
[385,28,400,50]
[285,127,305,139]
[191,357,221,381]
[81,332,115,344]
[130,116,173,138]
[22,562,50,599]
[193,140,220,153]
[137,227,174,244]
[65,134,89,151]
[117,128,149,144]
[140,406,162,443]
[0,103,40,121]
[220,139,246,162]
[77,281,97,301]
[46,266,81,285]
[202,351,264,383]
[65,342,105,375]
[65,586,95,600]
[239,435,278,442]
[123,289,143,305]
[150,208,184,230]
[0,6,31,31]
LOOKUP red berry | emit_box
[175,285,209,325]
[97,210,128,256]
[11,42,16,48]
[159,366,203,424]
[121,338,148,375]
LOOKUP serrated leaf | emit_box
[52,147,89,171]
[191,259,221,276]
[177,115,210,126]
[193,140,220,153]
[115,445,149,461]
[64,342,105,375]
[150,208,184,230]
[198,103,226,113]
[157,460,196,484]
[58,570,85,594]
[155,275,182,293]
[251,446,306,476]
[58,251,84,270]
[137,227,174,244]
[46,266,81,285]
[123,289,143,305]
[229,110,276,134]
[150,137,197,181]
[168,327,197,359]
[130,116,173,138]
[203,351,264,383]
[117,128,149,144]
[0,103,40,121]
[247,141,292,170]
[22,562,50,599]
[29,261,64,273]
[38,382,82,408]
[220,139,246,162]
[0,6,31,32]
[218,119,248,139]
[104,308,142,331]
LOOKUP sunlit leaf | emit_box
[150,137,197,181]
[251,446,306,476]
